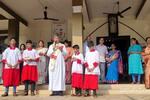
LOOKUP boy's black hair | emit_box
[26,40,32,44]
[87,41,94,48]
[73,45,79,49]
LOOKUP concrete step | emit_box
[0,84,150,95]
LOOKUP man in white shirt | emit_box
[83,36,92,56]
[96,38,108,83]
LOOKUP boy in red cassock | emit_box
[1,38,22,97]
[22,40,40,96]
[83,41,100,97]
[71,45,84,96]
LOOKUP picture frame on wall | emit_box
[51,21,67,42]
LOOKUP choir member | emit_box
[128,38,143,84]
[22,40,40,96]
[142,37,150,88]
[71,45,84,96]
[1,38,22,97]
[36,40,48,84]
[83,41,100,97]
[64,40,73,84]
[96,38,108,83]
[47,35,67,96]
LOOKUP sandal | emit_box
[1,92,8,97]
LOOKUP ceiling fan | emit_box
[103,1,131,18]
[34,6,59,21]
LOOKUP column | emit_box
[72,0,83,52]
[8,19,19,46]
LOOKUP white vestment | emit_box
[47,43,67,91]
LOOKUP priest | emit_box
[47,35,67,96]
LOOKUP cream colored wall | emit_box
[19,16,150,47]
[0,20,8,30]
[84,17,150,45]
[19,20,72,47]
[19,21,52,45]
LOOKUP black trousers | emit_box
[24,80,35,92]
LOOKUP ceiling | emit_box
[0,0,150,24]
[1,0,72,21]
[86,0,143,18]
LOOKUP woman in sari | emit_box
[142,37,150,88]
[19,44,26,83]
[36,40,48,84]
[105,43,120,84]
[64,40,73,84]
[128,38,143,84]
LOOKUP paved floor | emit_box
[0,95,150,100]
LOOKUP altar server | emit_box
[1,38,22,97]
[71,45,84,96]
[83,41,100,97]
[22,40,40,96]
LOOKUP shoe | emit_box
[84,93,90,97]
[58,91,64,96]
[1,92,8,97]
[131,81,136,84]
[13,92,18,96]
[31,91,35,96]
[137,82,141,84]
[23,91,28,96]
[71,94,77,96]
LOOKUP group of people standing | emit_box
[0,35,150,97]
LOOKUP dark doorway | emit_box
[96,36,130,83]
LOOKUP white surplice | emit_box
[72,53,84,74]
[47,43,67,91]
[2,48,22,69]
[85,50,100,75]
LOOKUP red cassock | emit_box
[22,65,38,82]
[71,53,84,88]
[3,68,20,86]
[83,74,98,90]
[21,49,39,83]
[83,59,99,90]
[72,73,83,88]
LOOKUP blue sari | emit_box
[106,50,119,83]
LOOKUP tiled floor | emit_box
[0,95,150,100]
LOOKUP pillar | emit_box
[72,0,83,52]
[8,19,19,46]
